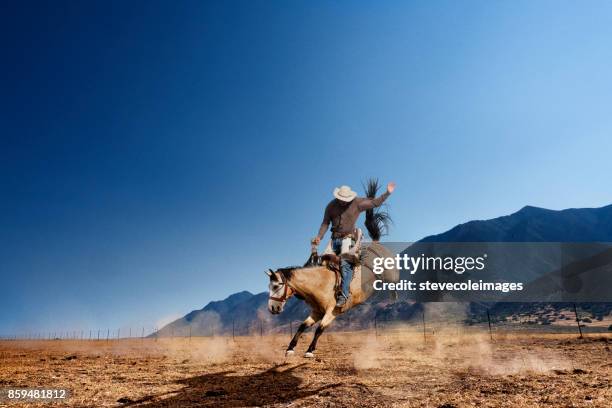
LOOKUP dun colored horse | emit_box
[266,245,398,357]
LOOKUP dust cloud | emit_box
[347,303,570,376]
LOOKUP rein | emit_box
[269,272,294,302]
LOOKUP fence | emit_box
[1,303,610,342]
[0,327,159,341]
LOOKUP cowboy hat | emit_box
[333,185,357,202]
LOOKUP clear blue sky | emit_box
[2,1,612,335]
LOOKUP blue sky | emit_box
[2,1,612,335]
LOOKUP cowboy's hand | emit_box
[311,237,320,245]
[387,181,396,194]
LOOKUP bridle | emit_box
[268,270,294,303]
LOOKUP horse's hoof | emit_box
[285,350,295,356]
[304,352,314,358]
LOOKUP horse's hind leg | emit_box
[304,312,336,358]
[286,314,318,356]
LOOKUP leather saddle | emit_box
[305,253,356,296]
[304,229,364,296]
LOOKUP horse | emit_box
[265,243,399,358]
[266,179,397,358]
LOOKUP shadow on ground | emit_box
[128,363,342,407]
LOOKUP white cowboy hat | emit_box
[333,185,357,202]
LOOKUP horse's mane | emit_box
[276,265,302,279]
[277,266,319,300]
[362,178,392,241]
[278,264,322,280]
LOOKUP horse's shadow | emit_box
[128,363,341,407]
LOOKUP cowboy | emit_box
[312,182,396,307]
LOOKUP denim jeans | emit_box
[332,238,353,299]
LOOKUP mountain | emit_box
[420,204,612,242]
[154,204,612,336]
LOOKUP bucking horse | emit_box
[266,179,400,358]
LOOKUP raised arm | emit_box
[357,182,395,211]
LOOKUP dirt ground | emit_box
[1,329,611,407]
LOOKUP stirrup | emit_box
[335,294,349,307]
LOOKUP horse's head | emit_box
[265,268,294,314]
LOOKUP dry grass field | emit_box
[1,329,611,407]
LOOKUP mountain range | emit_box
[421,204,612,242]
[154,204,612,337]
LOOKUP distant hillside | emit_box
[154,204,612,337]
[420,204,612,242]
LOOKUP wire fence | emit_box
[0,327,159,341]
[2,304,610,342]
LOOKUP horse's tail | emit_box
[362,178,392,242]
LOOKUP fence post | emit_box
[573,303,583,339]
[486,310,493,341]
[232,319,235,341]
[422,309,426,343]
[374,315,378,337]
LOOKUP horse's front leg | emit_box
[286,314,318,356]
[304,311,336,358]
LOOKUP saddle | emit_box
[304,228,364,296]
[320,253,342,289]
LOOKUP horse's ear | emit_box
[268,269,280,281]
